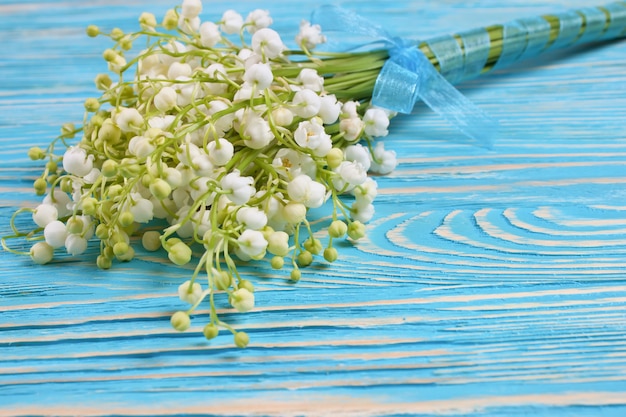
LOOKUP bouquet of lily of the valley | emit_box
[4,0,626,347]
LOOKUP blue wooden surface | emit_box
[1,0,626,415]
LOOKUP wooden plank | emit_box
[1,0,626,415]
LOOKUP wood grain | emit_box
[1,0,626,416]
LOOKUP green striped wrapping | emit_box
[419,2,626,84]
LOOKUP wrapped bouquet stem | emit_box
[3,0,625,347]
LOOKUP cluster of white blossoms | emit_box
[10,0,397,347]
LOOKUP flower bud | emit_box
[120,35,133,51]
[297,250,313,267]
[238,279,255,293]
[118,211,134,227]
[30,242,54,265]
[282,202,306,224]
[270,256,284,269]
[110,28,124,41]
[234,331,249,348]
[290,269,301,282]
[28,147,46,161]
[168,241,192,265]
[215,270,232,291]
[113,241,130,257]
[117,245,135,262]
[162,9,179,31]
[203,324,219,340]
[98,120,122,145]
[84,98,100,112]
[329,220,348,238]
[348,221,366,240]
[303,238,322,255]
[101,159,118,178]
[60,177,73,193]
[86,25,99,37]
[81,197,98,216]
[107,184,123,198]
[170,311,191,332]
[102,48,119,63]
[267,231,289,256]
[149,178,172,200]
[66,217,84,235]
[95,73,112,90]
[141,230,161,252]
[96,254,112,269]
[139,12,157,30]
[323,247,338,263]
[271,107,293,127]
[33,178,47,195]
[61,122,76,138]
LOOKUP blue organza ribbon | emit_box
[312,5,498,148]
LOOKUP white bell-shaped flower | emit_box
[115,108,144,133]
[369,142,398,174]
[181,0,202,19]
[236,207,268,230]
[243,115,274,149]
[339,116,364,142]
[336,160,367,186]
[245,9,272,33]
[293,119,332,157]
[271,107,293,127]
[178,280,204,305]
[297,68,324,92]
[30,242,54,265]
[178,15,200,34]
[243,63,273,90]
[363,108,390,137]
[352,177,378,204]
[62,146,93,177]
[65,234,88,256]
[251,28,284,59]
[344,143,371,172]
[318,94,341,124]
[267,231,289,256]
[128,194,154,223]
[207,138,234,166]
[167,62,192,80]
[200,21,221,48]
[342,101,360,118]
[148,115,176,130]
[43,220,68,249]
[287,174,326,208]
[230,288,255,312]
[296,20,326,50]
[236,229,267,259]
[32,204,58,228]
[291,89,321,119]
[128,136,155,159]
[351,200,375,223]
[43,189,73,218]
[221,10,244,34]
[272,148,316,179]
[221,170,255,205]
[83,167,101,185]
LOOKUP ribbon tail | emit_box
[419,69,499,149]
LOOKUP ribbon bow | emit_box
[311,5,498,148]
